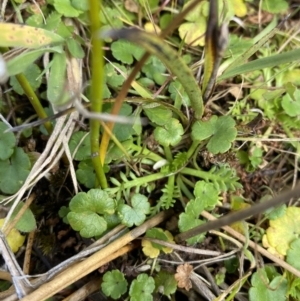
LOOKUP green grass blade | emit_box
[219,48,300,81]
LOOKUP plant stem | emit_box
[108,172,168,195]
[180,167,216,182]
[89,0,107,189]
[15,73,52,134]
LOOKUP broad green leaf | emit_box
[43,11,62,31]
[100,7,124,28]
[262,0,288,13]
[111,40,144,64]
[143,106,172,126]
[66,38,85,59]
[68,131,91,161]
[0,122,15,160]
[154,118,184,146]
[10,203,36,232]
[101,270,128,300]
[129,274,155,301]
[71,0,89,11]
[0,219,25,253]
[185,198,205,219]
[206,116,236,154]
[286,238,300,270]
[192,115,237,154]
[76,160,96,189]
[67,189,116,237]
[0,147,31,194]
[53,0,82,17]
[168,80,191,107]
[194,181,219,209]
[142,56,167,85]
[178,213,205,245]
[118,194,150,227]
[154,271,177,297]
[0,23,64,48]
[249,269,287,301]
[281,89,300,117]
[10,64,42,95]
[192,117,216,141]
[105,63,127,88]
[288,277,300,299]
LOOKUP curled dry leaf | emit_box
[175,263,193,291]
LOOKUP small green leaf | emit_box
[154,270,177,297]
[286,238,300,270]
[281,89,300,117]
[118,194,150,227]
[76,160,96,189]
[0,147,30,194]
[178,213,205,245]
[143,106,172,126]
[58,206,70,224]
[194,181,219,209]
[10,203,36,232]
[129,274,155,301]
[249,268,287,301]
[0,122,15,160]
[68,131,91,161]
[101,269,128,300]
[142,56,167,85]
[105,63,126,88]
[10,64,42,95]
[261,0,288,13]
[168,80,191,107]
[53,0,82,17]
[67,189,116,238]
[111,40,144,64]
[71,0,89,11]
[154,118,184,146]
[192,116,237,154]
[184,198,205,219]
[66,38,85,58]
[47,52,70,107]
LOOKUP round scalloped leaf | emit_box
[0,147,30,194]
[207,116,237,154]
[154,270,177,297]
[249,268,287,301]
[286,238,300,270]
[178,213,205,245]
[111,40,144,64]
[101,269,128,300]
[281,89,300,117]
[154,118,184,146]
[129,274,155,301]
[67,189,116,237]
[0,219,25,253]
[264,207,300,256]
[0,122,15,160]
[53,0,82,17]
[194,180,219,209]
[0,23,63,48]
[68,131,91,161]
[118,194,150,227]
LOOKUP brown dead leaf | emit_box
[124,0,139,13]
[175,263,193,291]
